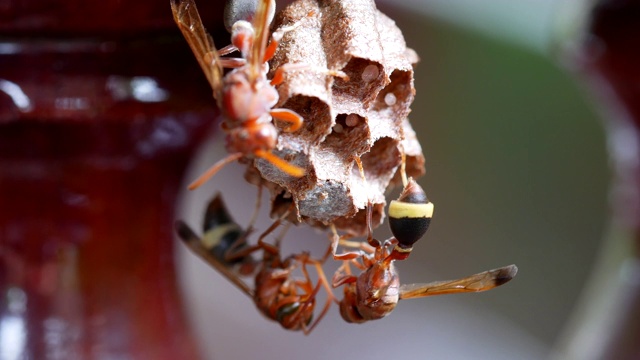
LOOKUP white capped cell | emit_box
[384,93,397,106]
[361,64,379,83]
[345,114,359,127]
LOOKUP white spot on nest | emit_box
[384,93,397,106]
[345,114,359,127]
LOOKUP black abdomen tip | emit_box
[389,216,431,248]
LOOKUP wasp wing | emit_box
[248,0,275,82]
[171,0,224,100]
[175,220,254,297]
[399,264,517,299]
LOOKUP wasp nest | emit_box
[249,0,424,236]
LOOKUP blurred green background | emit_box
[179,1,610,358]
[387,1,608,345]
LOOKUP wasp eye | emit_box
[388,179,434,249]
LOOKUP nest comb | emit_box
[246,0,425,236]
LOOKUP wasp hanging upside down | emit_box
[176,194,335,334]
[172,0,318,189]
[332,160,518,323]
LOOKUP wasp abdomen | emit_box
[388,179,433,250]
[202,193,250,266]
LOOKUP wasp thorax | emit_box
[388,179,433,249]
[223,72,278,123]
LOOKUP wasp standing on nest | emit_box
[171,0,321,190]
[176,194,336,334]
[331,157,518,323]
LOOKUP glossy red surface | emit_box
[0,0,224,37]
[577,1,640,358]
[588,1,640,120]
[585,1,640,253]
[0,2,223,357]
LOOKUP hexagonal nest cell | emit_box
[249,0,425,236]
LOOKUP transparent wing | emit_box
[171,0,223,100]
[399,264,517,299]
[175,220,254,297]
[248,0,274,82]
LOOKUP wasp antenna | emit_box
[188,152,243,190]
[254,149,305,177]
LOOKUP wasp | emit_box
[176,194,335,334]
[171,0,312,190]
[331,158,517,323]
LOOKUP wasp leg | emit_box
[254,149,305,177]
[188,152,243,190]
[270,107,303,132]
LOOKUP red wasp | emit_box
[176,194,335,334]
[171,0,312,190]
[331,158,517,323]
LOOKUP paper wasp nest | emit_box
[250,0,424,235]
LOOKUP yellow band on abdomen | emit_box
[203,223,242,249]
[389,201,434,219]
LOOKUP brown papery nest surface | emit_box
[248,0,425,236]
